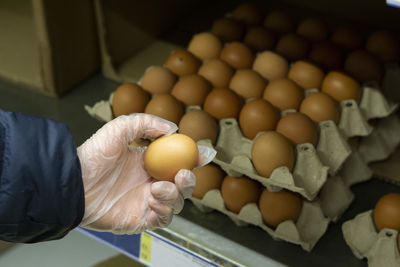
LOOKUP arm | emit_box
[0,110,84,243]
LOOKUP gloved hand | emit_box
[77,113,216,234]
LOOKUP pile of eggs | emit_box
[111,2,400,228]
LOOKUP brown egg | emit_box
[321,71,362,103]
[330,25,364,52]
[259,188,302,228]
[263,10,295,34]
[221,175,261,213]
[308,42,344,71]
[112,83,150,117]
[366,30,400,63]
[300,92,340,123]
[198,58,234,88]
[275,33,309,61]
[192,164,225,199]
[251,131,295,177]
[220,42,254,69]
[188,32,222,60]
[144,94,184,124]
[253,51,289,81]
[344,50,384,83]
[244,26,276,52]
[288,61,324,90]
[140,66,177,94]
[296,18,329,42]
[203,88,243,120]
[239,99,280,139]
[263,78,304,111]
[229,69,267,99]
[178,110,218,144]
[144,134,198,181]
[165,49,201,76]
[276,112,318,146]
[239,98,280,139]
[171,74,211,106]
[231,2,263,25]
[374,193,400,232]
[211,17,245,42]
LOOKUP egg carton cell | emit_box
[358,113,400,164]
[189,189,329,252]
[342,210,400,267]
[197,116,350,201]
[382,63,400,103]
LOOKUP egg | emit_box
[178,110,218,144]
[344,50,384,83]
[231,2,263,25]
[220,42,254,69]
[229,69,267,99]
[251,131,295,177]
[321,71,362,103]
[296,18,329,42]
[330,25,364,52]
[192,164,225,199]
[140,66,177,94]
[275,33,309,61]
[144,133,198,181]
[308,42,344,71]
[203,88,243,120]
[221,175,261,213]
[187,32,222,60]
[243,26,276,52]
[366,30,400,63]
[211,17,245,42]
[253,51,289,81]
[288,60,324,90]
[198,58,234,88]
[258,188,302,228]
[276,112,318,146]
[263,78,304,111]
[373,193,400,232]
[165,49,201,76]
[239,99,280,139]
[112,83,150,117]
[263,10,295,34]
[299,92,340,123]
[144,94,184,124]
[171,74,211,106]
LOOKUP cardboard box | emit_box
[0,0,100,96]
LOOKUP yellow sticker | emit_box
[140,232,152,263]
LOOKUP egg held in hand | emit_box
[144,134,199,182]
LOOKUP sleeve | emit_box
[0,110,85,243]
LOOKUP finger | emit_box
[196,145,217,168]
[112,113,178,146]
[174,169,196,199]
[151,182,184,213]
[147,209,173,228]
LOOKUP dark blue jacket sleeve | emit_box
[0,110,85,243]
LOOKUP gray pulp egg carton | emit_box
[197,116,349,202]
[382,63,400,103]
[342,210,400,267]
[189,189,329,252]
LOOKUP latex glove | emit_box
[77,113,216,234]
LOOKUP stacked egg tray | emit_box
[85,82,399,252]
[342,211,400,267]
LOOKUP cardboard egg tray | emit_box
[342,210,400,267]
[198,117,347,201]
[189,189,329,252]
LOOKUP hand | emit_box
[77,114,216,234]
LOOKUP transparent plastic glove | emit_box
[77,114,216,234]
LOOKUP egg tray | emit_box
[319,145,373,222]
[189,189,329,252]
[382,63,400,104]
[198,115,351,202]
[342,210,400,267]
